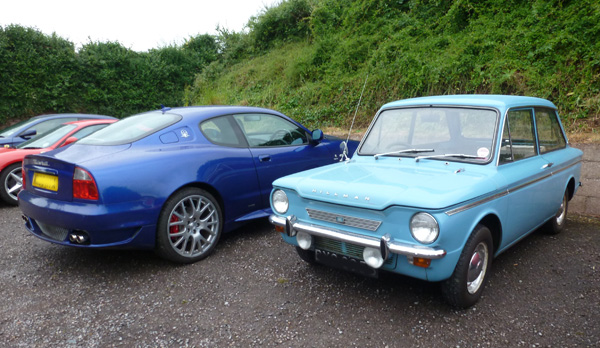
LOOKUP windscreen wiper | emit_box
[415,154,483,162]
[374,148,434,160]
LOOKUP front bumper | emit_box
[269,214,446,260]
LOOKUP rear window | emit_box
[78,111,181,145]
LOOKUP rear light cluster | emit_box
[73,167,98,200]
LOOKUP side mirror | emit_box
[311,129,324,142]
[61,137,78,147]
[19,129,37,139]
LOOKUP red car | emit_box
[0,119,116,205]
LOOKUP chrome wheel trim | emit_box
[4,166,22,201]
[167,194,219,258]
[466,242,489,294]
[555,193,567,227]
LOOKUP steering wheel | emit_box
[270,129,293,145]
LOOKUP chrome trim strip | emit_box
[446,159,582,216]
[270,215,446,259]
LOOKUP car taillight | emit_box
[73,167,98,200]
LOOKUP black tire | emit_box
[295,246,316,264]
[155,187,222,264]
[441,224,493,308]
[543,190,569,235]
[0,163,22,206]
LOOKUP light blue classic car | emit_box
[269,95,583,308]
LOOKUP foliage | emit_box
[247,0,312,50]
[187,0,600,133]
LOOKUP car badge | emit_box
[180,129,190,138]
[336,216,345,224]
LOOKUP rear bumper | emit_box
[19,190,158,249]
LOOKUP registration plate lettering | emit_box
[32,172,59,191]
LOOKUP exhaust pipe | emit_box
[69,233,89,244]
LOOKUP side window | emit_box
[233,114,308,147]
[535,108,566,154]
[500,109,537,163]
[200,116,244,147]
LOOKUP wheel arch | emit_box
[173,182,225,215]
[478,213,502,256]
[1,160,23,173]
[566,177,576,201]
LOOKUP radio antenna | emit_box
[346,73,369,144]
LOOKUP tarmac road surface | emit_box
[0,203,598,347]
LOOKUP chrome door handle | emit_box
[542,162,554,169]
[259,155,271,162]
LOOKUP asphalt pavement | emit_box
[0,203,598,347]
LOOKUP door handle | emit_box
[541,162,554,169]
[259,155,271,162]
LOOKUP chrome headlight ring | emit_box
[410,212,439,244]
[271,189,289,214]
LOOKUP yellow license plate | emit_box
[32,172,59,191]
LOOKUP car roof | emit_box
[63,119,117,127]
[28,113,116,120]
[164,106,288,119]
[381,95,557,111]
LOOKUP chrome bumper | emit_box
[269,214,446,260]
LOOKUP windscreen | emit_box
[17,124,76,149]
[359,107,498,163]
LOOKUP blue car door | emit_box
[497,108,554,247]
[534,107,573,216]
[233,114,333,207]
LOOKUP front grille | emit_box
[314,236,393,265]
[37,221,69,241]
[306,208,381,231]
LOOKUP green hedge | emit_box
[0,25,218,123]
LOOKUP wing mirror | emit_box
[19,129,37,139]
[311,129,324,142]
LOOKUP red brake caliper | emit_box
[169,214,179,241]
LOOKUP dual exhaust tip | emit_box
[69,233,89,244]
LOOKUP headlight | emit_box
[410,213,439,244]
[271,189,289,214]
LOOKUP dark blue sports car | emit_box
[19,106,358,263]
